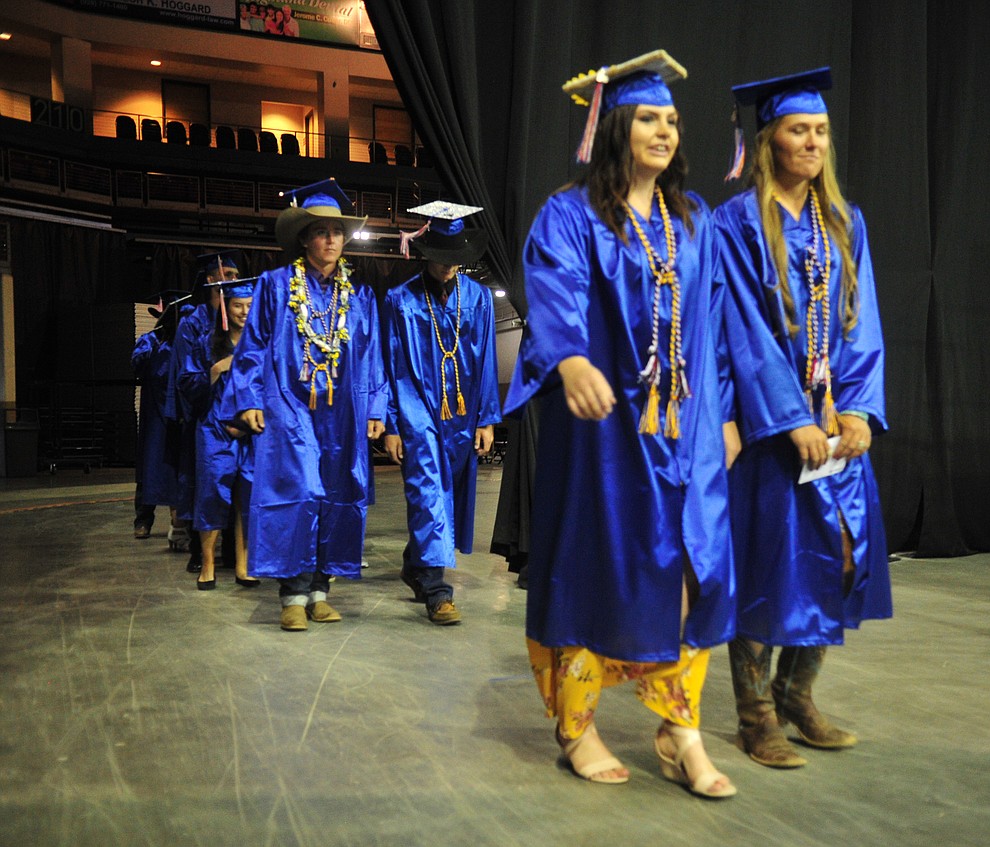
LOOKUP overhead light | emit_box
[494,289,506,297]
[150,59,162,67]
[0,33,13,41]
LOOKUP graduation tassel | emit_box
[440,390,452,421]
[217,254,229,331]
[456,391,466,417]
[724,105,746,182]
[326,377,333,407]
[309,381,318,411]
[664,397,681,440]
[638,382,661,435]
[575,69,608,163]
[821,387,839,436]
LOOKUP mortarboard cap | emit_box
[733,66,832,130]
[194,249,242,289]
[147,289,190,319]
[274,178,368,254]
[400,201,488,264]
[563,49,687,163]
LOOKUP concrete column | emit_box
[51,36,93,112]
[319,71,350,161]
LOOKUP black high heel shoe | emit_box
[235,576,261,588]
[196,578,216,591]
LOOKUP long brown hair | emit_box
[567,103,697,241]
[749,118,859,337]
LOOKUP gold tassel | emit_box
[441,392,452,421]
[309,382,318,411]
[638,383,660,435]
[455,391,466,417]
[822,388,839,436]
[326,378,333,407]
[664,397,681,440]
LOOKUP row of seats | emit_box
[368,141,432,167]
[114,116,300,155]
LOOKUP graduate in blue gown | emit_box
[193,279,258,591]
[225,180,387,632]
[383,202,501,626]
[503,51,736,797]
[132,292,186,538]
[715,68,892,769]
[167,252,241,570]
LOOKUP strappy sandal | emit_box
[556,723,629,785]
[655,723,737,799]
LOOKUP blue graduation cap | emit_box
[194,249,241,289]
[725,66,832,180]
[274,178,368,254]
[733,66,832,129]
[562,49,688,163]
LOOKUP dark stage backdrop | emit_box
[366,0,990,556]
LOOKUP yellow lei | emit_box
[288,256,354,409]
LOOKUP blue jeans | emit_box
[402,542,453,607]
[278,571,331,606]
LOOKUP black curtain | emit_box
[366,0,990,556]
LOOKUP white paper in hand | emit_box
[798,435,846,484]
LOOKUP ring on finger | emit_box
[856,440,867,448]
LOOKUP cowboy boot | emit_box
[728,638,807,768]
[773,646,857,749]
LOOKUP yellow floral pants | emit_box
[527,638,710,740]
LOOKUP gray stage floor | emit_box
[1,465,987,847]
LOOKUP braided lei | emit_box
[424,277,466,421]
[802,187,840,436]
[621,187,690,438]
[288,256,353,410]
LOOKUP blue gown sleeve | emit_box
[175,315,212,422]
[365,291,389,422]
[226,271,275,417]
[475,286,502,427]
[132,332,158,378]
[831,208,888,433]
[715,201,815,444]
[382,292,402,435]
[504,193,593,413]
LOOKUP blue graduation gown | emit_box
[167,303,214,521]
[132,330,179,507]
[504,186,735,663]
[193,342,254,532]
[383,272,501,568]
[715,188,892,646]
[223,264,387,579]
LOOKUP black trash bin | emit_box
[3,417,40,477]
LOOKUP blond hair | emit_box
[749,118,859,337]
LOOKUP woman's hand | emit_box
[475,425,494,456]
[367,419,385,440]
[384,434,403,464]
[832,414,872,460]
[789,423,830,469]
[557,356,616,421]
[238,409,265,434]
[723,421,742,470]
[210,355,233,384]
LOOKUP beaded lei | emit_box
[287,256,353,410]
[801,187,840,436]
[424,277,466,421]
[621,186,690,438]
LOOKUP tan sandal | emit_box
[655,723,737,799]
[556,723,629,784]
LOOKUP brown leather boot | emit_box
[728,638,807,768]
[773,646,857,749]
